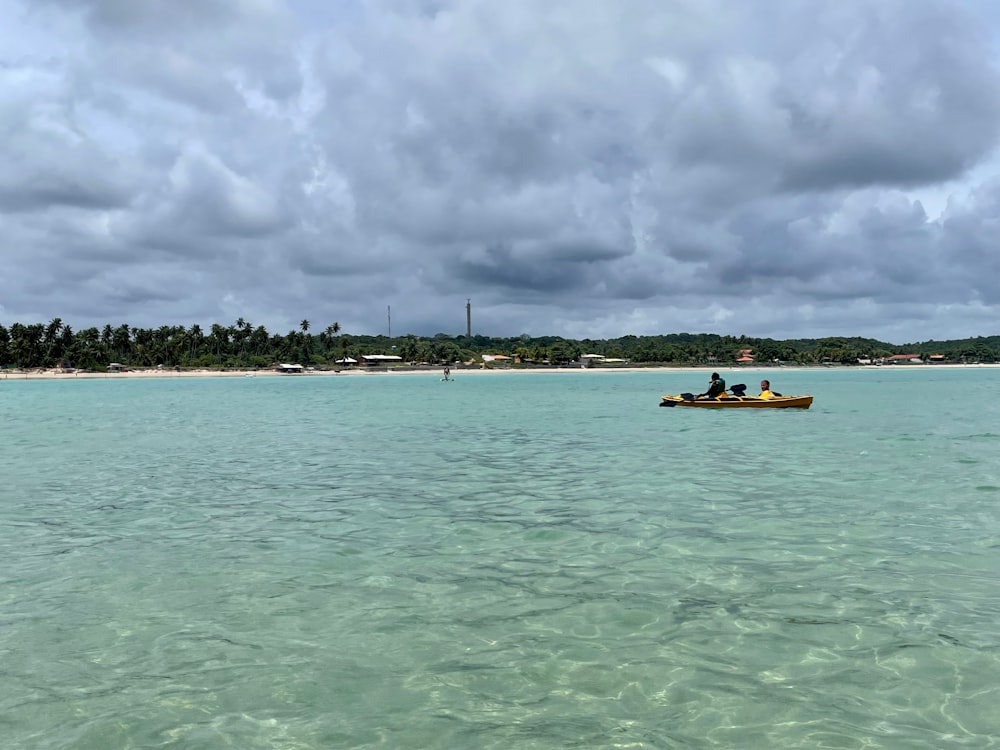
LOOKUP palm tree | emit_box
[72,327,100,369]
[0,324,10,364]
[322,323,340,361]
[299,319,320,364]
[9,323,32,366]
[44,317,63,342]
[112,324,131,362]
[43,318,64,367]
[188,324,203,363]
[232,319,251,364]
[209,324,229,366]
[251,325,269,359]
[57,324,74,367]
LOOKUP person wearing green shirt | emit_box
[699,372,726,399]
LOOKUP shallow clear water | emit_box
[2,368,1000,748]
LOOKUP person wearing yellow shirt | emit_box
[758,379,781,399]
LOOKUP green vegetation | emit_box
[0,318,997,370]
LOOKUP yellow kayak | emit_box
[660,394,813,409]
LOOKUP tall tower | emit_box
[466,299,471,338]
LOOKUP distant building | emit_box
[361,355,403,366]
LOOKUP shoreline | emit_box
[3,363,999,381]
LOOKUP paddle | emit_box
[679,384,745,401]
[690,384,746,399]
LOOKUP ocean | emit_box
[2,368,1000,748]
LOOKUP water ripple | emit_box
[3,372,1000,747]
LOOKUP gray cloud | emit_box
[2,0,1000,343]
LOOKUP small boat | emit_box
[660,393,813,409]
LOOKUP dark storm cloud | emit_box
[662,2,1000,191]
[3,0,1000,341]
[454,241,607,293]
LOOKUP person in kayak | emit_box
[699,372,727,399]
[758,380,782,399]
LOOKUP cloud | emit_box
[2,0,1000,343]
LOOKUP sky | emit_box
[3,0,1000,344]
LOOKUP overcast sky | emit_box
[3,0,1000,343]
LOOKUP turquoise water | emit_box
[2,368,1000,749]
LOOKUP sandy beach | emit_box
[2,365,703,380]
[3,363,998,381]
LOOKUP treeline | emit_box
[1,318,998,370]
